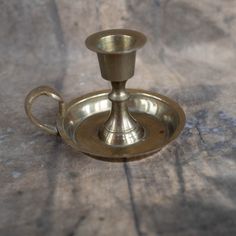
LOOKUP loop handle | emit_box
[24,86,65,135]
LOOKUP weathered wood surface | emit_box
[0,0,236,235]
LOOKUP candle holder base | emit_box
[54,89,185,161]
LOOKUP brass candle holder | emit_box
[25,29,185,161]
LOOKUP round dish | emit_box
[56,89,185,160]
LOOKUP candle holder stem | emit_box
[99,81,144,146]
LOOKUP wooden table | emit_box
[0,0,235,235]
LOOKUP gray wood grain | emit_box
[0,0,236,235]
